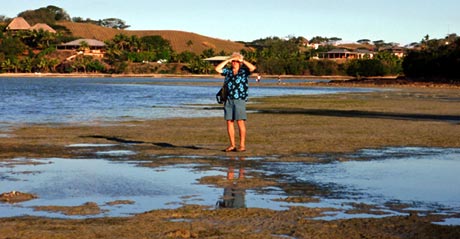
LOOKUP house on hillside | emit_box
[58,39,106,50]
[6,17,56,33]
[57,39,106,60]
[355,48,375,59]
[318,48,375,61]
[319,48,357,60]
[380,46,406,58]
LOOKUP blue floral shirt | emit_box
[221,67,250,100]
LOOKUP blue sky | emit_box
[2,0,459,45]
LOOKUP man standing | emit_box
[215,52,256,152]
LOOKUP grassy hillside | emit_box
[57,21,248,54]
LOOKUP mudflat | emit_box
[0,81,459,239]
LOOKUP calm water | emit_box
[0,77,371,127]
[0,147,459,224]
[268,148,460,215]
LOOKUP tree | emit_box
[19,57,33,73]
[86,59,106,73]
[140,35,172,60]
[0,36,27,60]
[109,34,131,51]
[309,36,329,44]
[101,18,130,29]
[374,51,402,75]
[187,56,213,74]
[240,49,256,64]
[186,40,193,49]
[403,35,460,80]
[1,59,17,73]
[78,40,90,51]
[71,55,94,73]
[174,51,196,63]
[18,5,69,25]
[201,48,215,58]
[357,39,371,44]
[251,36,307,75]
[327,37,342,45]
[0,15,10,23]
[373,40,386,50]
[72,17,100,25]
[46,5,71,21]
[308,60,342,76]
[346,59,386,77]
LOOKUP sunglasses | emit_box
[232,60,241,63]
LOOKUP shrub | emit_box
[346,59,386,77]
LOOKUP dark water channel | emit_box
[1,146,459,225]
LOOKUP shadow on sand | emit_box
[81,135,204,150]
[257,109,460,123]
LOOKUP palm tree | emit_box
[186,40,193,51]
[1,59,14,73]
[36,30,56,49]
[79,40,90,52]
[20,57,33,73]
[112,34,131,51]
[36,57,48,72]
[129,35,141,52]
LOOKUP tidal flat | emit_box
[0,83,459,238]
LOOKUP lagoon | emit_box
[0,77,372,127]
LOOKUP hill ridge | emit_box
[57,21,248,54]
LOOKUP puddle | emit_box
[67,144,117,147]
[0,157,290,218]
[434,217,460,226]
[95,150,137,156]
[267,147,460,223]
[1,147,459,223]
[0,158,215,218]
[0,134,12,138]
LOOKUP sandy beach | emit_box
[0,79,459,238]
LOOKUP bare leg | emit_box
[226,120,236,150]
[237,120,246,150]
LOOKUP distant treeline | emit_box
[244,37,403,77]
[403,34,460,81]
[1,5,459,81]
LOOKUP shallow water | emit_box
[0,158,222,218]
[0,77,373,127]
[1,147,459,224]
[268,147,460,223]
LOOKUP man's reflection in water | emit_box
[216,157,246,208]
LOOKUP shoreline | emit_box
[1,84,459,238]
[3,72,458,88]
[0,72,355,80]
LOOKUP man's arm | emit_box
[215,58,231,73]
[242,60,256,72]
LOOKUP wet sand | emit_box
[0,81,459,238]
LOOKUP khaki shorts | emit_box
[224,99,247,120]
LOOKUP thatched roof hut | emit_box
[6,17,57,34]
[30,23,56,33]
[6,17,31,31]
[59,39,106,50]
